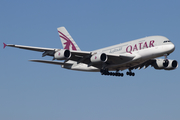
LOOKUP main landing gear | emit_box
[100,69,135,77]
[126,71,135,76]
[126,69,135,76]
[100,69,124,77]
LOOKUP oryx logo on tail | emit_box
[57,27,81,51]
[58,31,77,50]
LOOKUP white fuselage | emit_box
[62,36,175,71]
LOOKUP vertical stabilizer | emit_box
[57,27,81,51]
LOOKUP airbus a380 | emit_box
[3,27,178,77]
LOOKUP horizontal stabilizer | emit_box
[29,59,72,66]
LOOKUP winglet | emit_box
[3,43,7,49]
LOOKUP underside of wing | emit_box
[5,43,136,71]
[68,51,135,70]
[130,59,155,70]
[106,53,135,64]
[29,59,72,66]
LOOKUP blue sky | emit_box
[1,0,180,120]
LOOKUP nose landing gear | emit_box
[163,54,169,67]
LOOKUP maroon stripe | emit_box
[58,31,77,50]
[60,35,70,42]
[58,31,70,41]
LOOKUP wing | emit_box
[29,59,72,66]
[5,44,56,52]
[4,43,57,57]
[130,59,156,70]
[4,43,135,70]
[68,51,135,69]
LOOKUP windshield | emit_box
[163,40,171,43]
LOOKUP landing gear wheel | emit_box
[126,71,135,76]
[132,72,135,76]
[121,73,124,77]
[100,69,124,77]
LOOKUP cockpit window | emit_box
[163,40,171,43]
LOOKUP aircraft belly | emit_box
[62,63,99,72]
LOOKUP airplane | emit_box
[3,27,178,77]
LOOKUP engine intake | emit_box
[90,53,107,63]
[54,49,71,60]
[164,60,178,70]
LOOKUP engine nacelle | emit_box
[153,59,178,70]
[164,60,178,70]
[54,49,71,60]
[90,53,107,63]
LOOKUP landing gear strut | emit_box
[163,54,169,67]
[100,69,136,77]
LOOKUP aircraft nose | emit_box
[170,43,175,51]
[167,43,175,53]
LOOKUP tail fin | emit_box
[57,27,81,51]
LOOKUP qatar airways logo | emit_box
[126,40,155,54]
[58,31,77,51]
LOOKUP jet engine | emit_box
[54,49,71,60]
[153,59,178,70]
[90,53,107,63]
[164,60,178,70]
